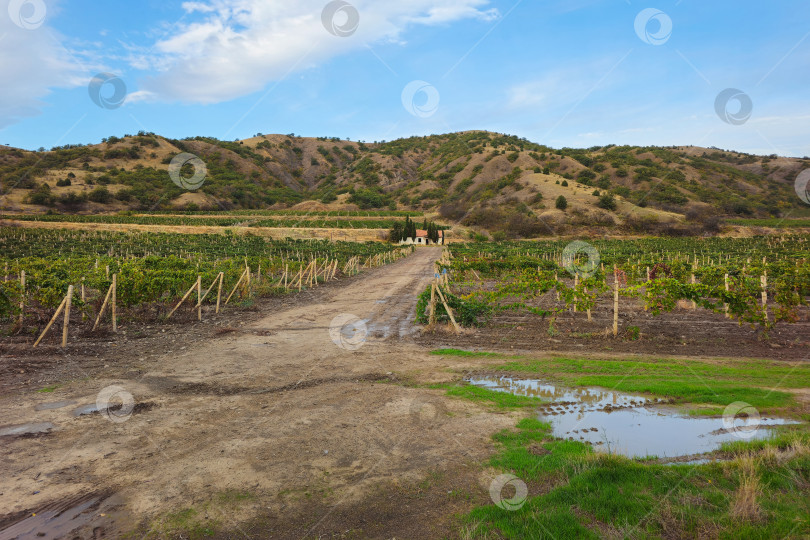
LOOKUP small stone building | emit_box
[399,229,444,246]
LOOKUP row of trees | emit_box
[389,216,441,243]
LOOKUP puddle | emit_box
[0,423,55,438]
[71,404,101,417]
[0,492,122,539]
[71,402,156,417]
[468,375,798,458]
[470,376,658,409]
[34,400,77,411]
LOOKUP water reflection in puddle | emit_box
[0,492,125,540]
[0,497,100,539]
[71,404,101,417]
[468,375,798,458]
[0,422,55,437]
[34,400,77,411]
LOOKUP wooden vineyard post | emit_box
[586,287,591,322]
[646,267,650,281]
[92,281,114,331]
[690,272,697,310]
[573,274,578,313]
[195,273,221,314]
[613,266,619,337]
[3,262,7,282]
[724,273,730,318]
[297,264,303,292]
[33,292,69,348]
[81,277,86,320]
[245,266,251,297]
[112,274,117,332]
[761,272,768,321]
[62,285,73,347]
[429,282,437,325]
[225,268,248,305]
[554,272,559,302]
[197,275,202,321]
[19,270,25,327]
[168,279,200,319]
[216,272,224,313]
[284,264,289,290]
[434,284,461,333]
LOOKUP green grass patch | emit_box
[719,428,810,454]
[149,508,219,539]
[443,351,810,538]
[139,489,257,538]
[36,384,60,393]
[214,489,255,504]
[489,355,806,413]
[462,418,810,539]
[431,348,503,357]
[445,384,548,408]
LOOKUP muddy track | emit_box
[140,373,396,396]
[0,247,517,539]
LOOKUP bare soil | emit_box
[422,291,810,361]
[2,247,807,539]
[0,247,516,539]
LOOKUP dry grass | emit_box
[730,455,762,521]
[459,519,507,540]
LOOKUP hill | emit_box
[1,131,809,238]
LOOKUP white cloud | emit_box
[507,79,554,109]
[0,11,85,129]
[130,0,499,104]
[505,59,626,113]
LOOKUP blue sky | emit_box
[1,0,809,155]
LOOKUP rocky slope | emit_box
[1,131,808,237]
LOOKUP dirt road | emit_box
[0,247,514,538]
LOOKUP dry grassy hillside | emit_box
[1,131,808,238]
